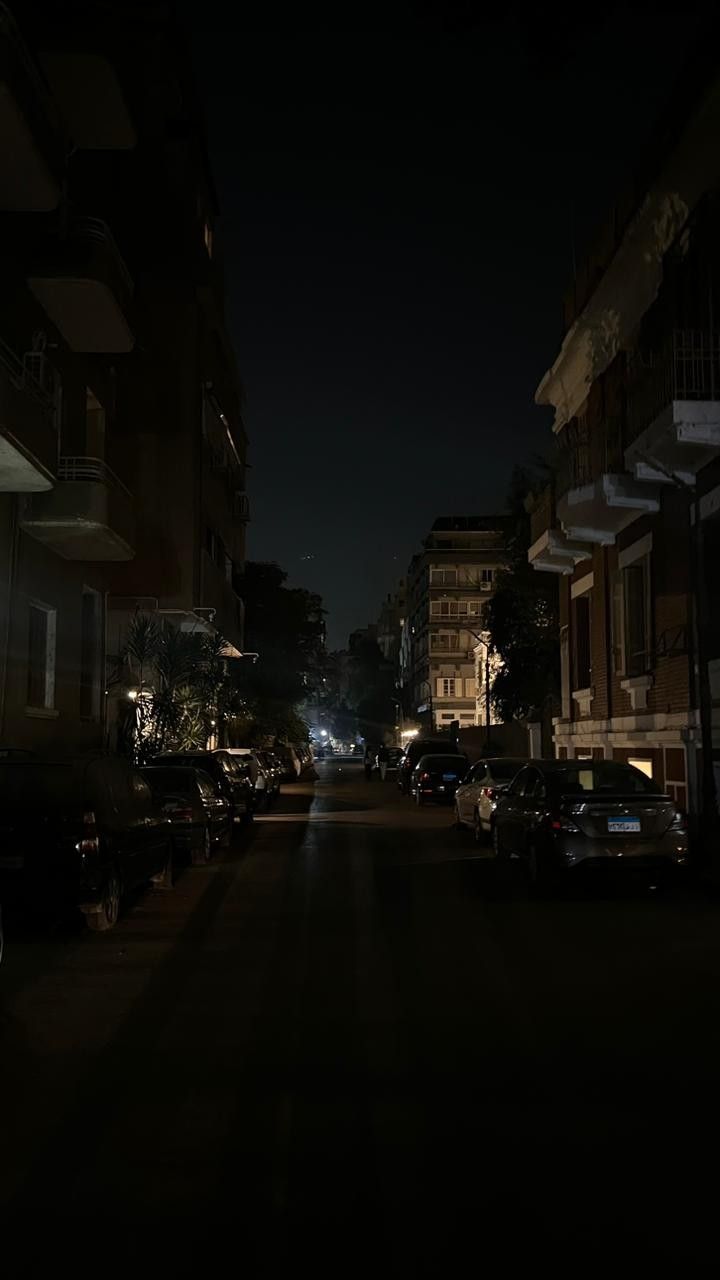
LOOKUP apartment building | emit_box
[401,516,509,732]
[530,62,720,821]
[377,579,406,664]
[0,2,247,753]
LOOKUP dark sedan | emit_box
[153,751,253,829]
[398,737,465,794]
[0,755,173,932]
[493,759,688,888]
[411,753,470,805]
[141,766,231,864]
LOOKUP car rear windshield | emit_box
[550,763,659,795]
[0,763,76,811]
[489,760,525,779]
[143,769,195,793]
[420,756,467,770]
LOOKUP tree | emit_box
[230,561,327,744]
[485,465,560,724]
[113,615,244,762]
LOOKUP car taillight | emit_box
[670,809,687,833]
[80,809,99,855]
[548,812,581,833]
[480,786,496,801]
[171,806,194,823]
[420,771,430,782]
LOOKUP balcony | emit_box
[625,330,720,484]
[0,338,56,490]
[28,218,134,352]
[38,52,136,150]
[557,419,659,545]
[21,457,135,560]
[0,4,64,210]
[527,485,593,574]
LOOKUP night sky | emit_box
[185,3,706,648]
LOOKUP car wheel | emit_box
[86,868,121,932]
[473,809,484,845]
[153,843,174,889]
[192,826,212,866]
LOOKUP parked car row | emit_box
[396,739,689,888]
[0,742,312,951]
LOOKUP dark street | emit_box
[2,761,719,1270]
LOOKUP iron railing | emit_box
[72,218,134,296]
[57,456,132,498]
[627,328,720,443]
[0,335,54,411]
[557,417,593,496]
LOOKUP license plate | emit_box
[443,773,457,782]
[608,818,641,833]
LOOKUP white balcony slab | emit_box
[558,473,660,544]
[626,399,720,484]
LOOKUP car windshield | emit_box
[419,756,467,770]
[549,763,659,795]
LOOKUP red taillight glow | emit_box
[480,786,496,801]
[80,809,99,855]
[171,806,194,823]
[420,771,430,782]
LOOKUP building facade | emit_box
[401,516,509,733]
[0,1,247,754]
[376,579,406,664]
[530,66,720,822]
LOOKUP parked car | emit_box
[141,766,231,864]
[153,751,253,827]
[454,757,527,843]
[493,759,689,888]
[380,746,404,773]
[256,750,282,798]
[0,755,173,932]
[220,748,272,810]
[411,753,470,805]
[275,746,301,781]
[397,737,464,794]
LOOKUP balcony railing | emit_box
[0,336,56,490]
[57,455,131,495]
[557,418,593,495]
[28,218,134,352]
[627,328,720,443]
[21,455,134,559]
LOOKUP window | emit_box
[612,555,652,677]
[80,588,102,720]
[430,568,457,586]
[438,678,457,697]
[27,603,56,710]
[464,677,476,697]
[480,568,494,586]
[86,387,106,459]
[624,558,651,675]
[628,757,653,779]
[571,593,591,689]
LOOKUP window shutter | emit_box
[436,677,445,697]
[611,571,625,676]
[465,678,476,697]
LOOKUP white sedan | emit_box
[454,757,526,844]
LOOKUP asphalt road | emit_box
[2,760,720,1272]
